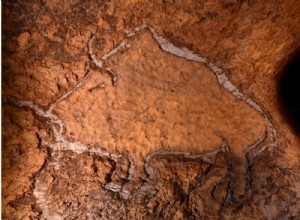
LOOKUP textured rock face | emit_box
[2,104,50,219]
[2,0,300,219]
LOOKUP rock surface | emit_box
[2,0,300,219]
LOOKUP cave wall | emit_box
[2,0,300,219]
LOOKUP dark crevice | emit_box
[278,50,300,135]
[104,158,117,184]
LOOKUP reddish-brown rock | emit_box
[2,0,300,219]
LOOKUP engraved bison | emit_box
[49,26,275,204]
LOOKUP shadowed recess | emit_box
[279,52,300,134]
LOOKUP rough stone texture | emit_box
[2,104,52,219]
[2,0,300,219]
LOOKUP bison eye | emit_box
[278,52,300,134]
